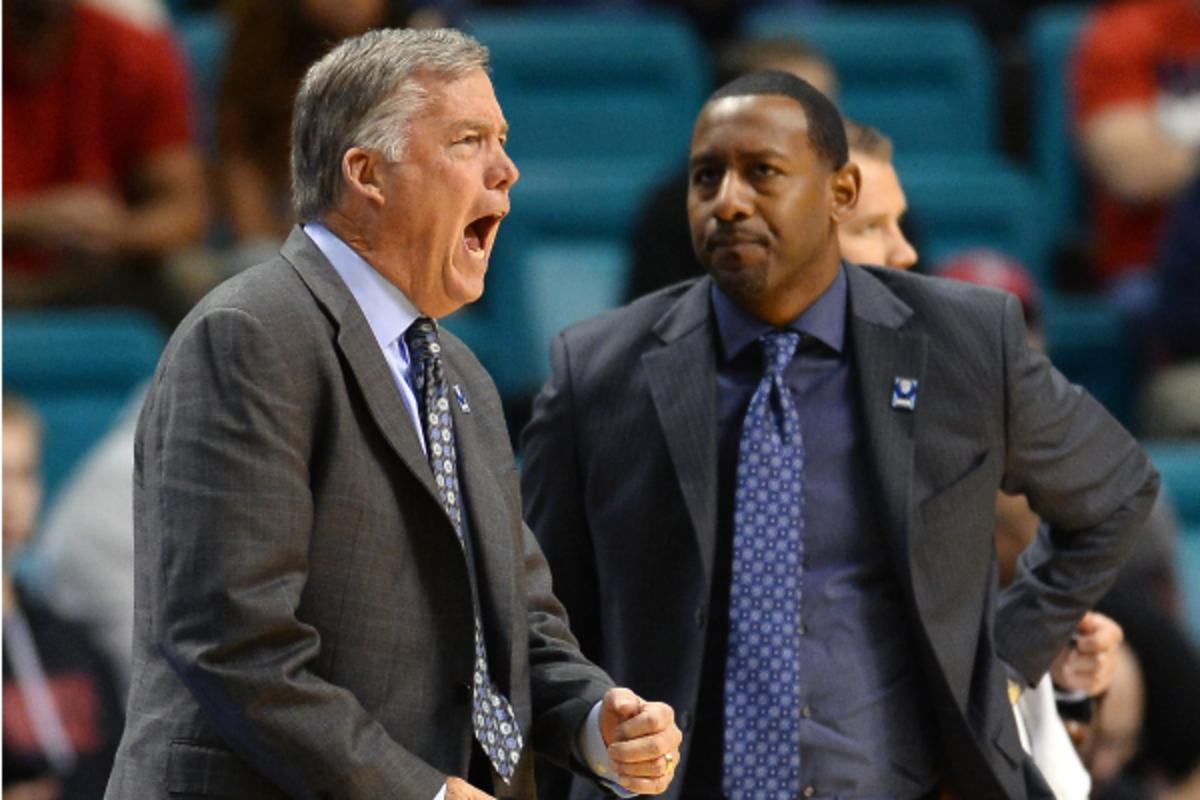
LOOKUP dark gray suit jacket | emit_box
[106,229,612,799]
[521,265,1159,800]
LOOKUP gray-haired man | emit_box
[105,28,680,800]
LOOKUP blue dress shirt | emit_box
[702,266,941,799]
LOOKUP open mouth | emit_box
[464,213,503,257]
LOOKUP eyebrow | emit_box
[690,147,791,166]
[452,117,509,138]
[740,148,790,161]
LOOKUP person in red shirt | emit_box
[1072,0,1200,287]
[2,0,208,319]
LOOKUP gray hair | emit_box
[290,28,489,221]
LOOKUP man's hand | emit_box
[599,687,683,796]
[1051,611,1124,697]
[444,776,496,800]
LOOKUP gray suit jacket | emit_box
[106,229,612,799]
[521,265,1159,800]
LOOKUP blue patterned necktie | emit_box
[723,330,806,799]
[405,317,523,783]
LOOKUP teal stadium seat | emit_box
[1181,535,1200,643]
[444,163,665,399]
[3,310,165,505]
[1143,442,1200,641]
[168,9,231,153]
[1042,293,1139,426]
[745,6,997,156]
[895,155,1053,284]
[464,9,710,174]
[1144,442,1200,530]
[1028,5,1088,236]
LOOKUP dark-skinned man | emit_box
[522,71,1158,800]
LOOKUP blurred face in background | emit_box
[838,153,917,270]
[2,414,43,562]
[776,56,838,101]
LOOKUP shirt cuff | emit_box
[576,701,637,798]
[434,785,446,800]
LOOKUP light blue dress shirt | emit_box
[302,224,625,799]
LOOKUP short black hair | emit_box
[708,69,848,169]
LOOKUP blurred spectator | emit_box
[838,119,919,271]
[25,388,146,694]
[1088,598,1200,799]
[1142,172,1200,437]
[2,0,208,324]
[1072,0,1200,293]
[3,396,124,800]
[216,0,429,273]
[626,35,837,300]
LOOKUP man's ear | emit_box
[829,160,861,224]
[341,147,386,206]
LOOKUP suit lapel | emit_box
[284,227,518,694]
[642,279,720,590]
[846,266,927,603]
[281,227,442,505]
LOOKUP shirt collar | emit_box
[712,263,848,362]
[303,222,424,349]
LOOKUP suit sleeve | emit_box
[520,332,612,767]
[994,294,1160,684]
[148,307,446,799]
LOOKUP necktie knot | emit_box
[761,331,801,378]
[405,317,442,389]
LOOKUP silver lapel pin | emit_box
[453,383,471,413]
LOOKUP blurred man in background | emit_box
[1071,0,1200,296]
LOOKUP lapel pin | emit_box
[891,377,918,411]
[453,384,471,414]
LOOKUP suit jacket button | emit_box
[694,606,706,628]
[678,710,692,732]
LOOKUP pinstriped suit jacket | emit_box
[105,228,613,800]
[521,264,1159,800]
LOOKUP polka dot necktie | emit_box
[406,318,523,783]
[723,330,805,799]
